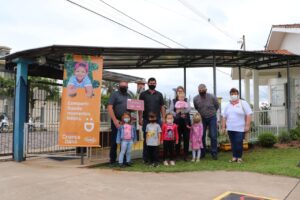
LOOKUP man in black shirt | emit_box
[107,80,131,165]
[139,77,165,163]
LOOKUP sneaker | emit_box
[237,158,243,163]
[196,158,200,162]
[153,163,159,168]
[125,162,132,167]
[163,160,169,166]
[119,164,125,168]
[229,158,237,163]
[212,155,218,160]
[170,160,175,166]
[191,158,195,162]
[183,156,188,162]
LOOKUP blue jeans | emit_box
[228,131,244,158]
[202,115,218,157]
[142,118,161,162]
[119,140,133,164]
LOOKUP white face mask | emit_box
[230,95,239,101]
[167,119,173,124]
[124,118,130,123]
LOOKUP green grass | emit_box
[95,147,300,178]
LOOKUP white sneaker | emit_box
[163,160,169,166]
[170,160,175,166]
[191,158,195,162]
[196,158,200,162]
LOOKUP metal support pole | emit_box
[238,66,242,98]
[80,147,84,165]
[13,58,30,162]
[286,59,291,131]
[183,67,186,93]
[213,54,217,96]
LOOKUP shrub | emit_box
[258,132,277,148]
[290,128,300,141]
[277,131,291,144]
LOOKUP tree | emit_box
[28,77,60,116]
[0,76,14,97]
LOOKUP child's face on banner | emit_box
[75,66,87,82]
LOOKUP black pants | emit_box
[147,146,159,164]
[109,120,126,164]
[175,117,190,158]
[163,140,175,160]
[142,118,161,162]
[109,120,118,163]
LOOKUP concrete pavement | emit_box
[0,158,299,200]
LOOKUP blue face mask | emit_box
[124,118,130,123]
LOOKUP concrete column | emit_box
[253,69,259,111]
[244,75,250,102]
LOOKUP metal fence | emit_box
[250,108,290,142]
[0,71,15,159]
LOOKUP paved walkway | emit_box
[0,158,299,200]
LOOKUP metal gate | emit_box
[25,79,75,156]
[0,71,15,160]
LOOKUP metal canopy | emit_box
[5,45,300,80]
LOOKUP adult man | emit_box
[107,80,131,165]
[193,84,219,160]
[139,77,165,163]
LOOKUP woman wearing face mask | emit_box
[169,86,191,161]
[221,88,252,163]
[116,112,137,167]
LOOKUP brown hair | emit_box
[229,88,239,95]
[165,112,174,120]
[148,112,157,120]
[121,112,131,123]
[193,113,202,124]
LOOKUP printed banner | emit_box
[59,54,103,147]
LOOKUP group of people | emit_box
[108,77,252,167]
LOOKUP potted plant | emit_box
[219,133,249,151]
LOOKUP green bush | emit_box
[277,131,291,144]
[258,132,277,148]
[290,128,300,141]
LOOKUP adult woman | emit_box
[221,88,252,163]
[169,86,191,161]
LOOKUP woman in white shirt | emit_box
[222,88,252,163]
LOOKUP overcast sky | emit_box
[1,0,299,104]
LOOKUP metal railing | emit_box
[249,108,289,142]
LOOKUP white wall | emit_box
[281,33,300,55]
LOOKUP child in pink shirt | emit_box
[189,113,203,162]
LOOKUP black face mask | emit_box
[119,86,128,93]
[199,91,206,96]
[149,85,156,90]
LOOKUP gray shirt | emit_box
[108,90,131,120]
[193,93,219,119]
[146,123,161,146]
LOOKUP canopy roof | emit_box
[5,45,300,80]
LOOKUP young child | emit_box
[67,62,93,97]
[145,112,161,167]
[116,112,137,167]
[174,93,189,114]
[189,113,203,162]
[161,113,179,166]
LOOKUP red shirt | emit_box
[161,123,179,142]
